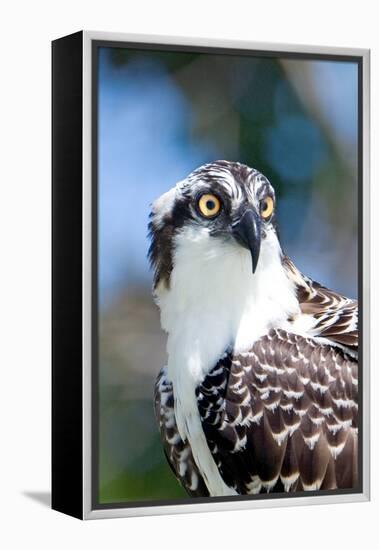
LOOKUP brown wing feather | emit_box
[154,367,209,497]
[197,329,358,494]
[283,256,358,351]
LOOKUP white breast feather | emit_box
[155,225,303,496]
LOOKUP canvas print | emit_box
[95,44,359,506]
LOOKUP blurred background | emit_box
[97,46,358,504]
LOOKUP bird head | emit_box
[148,160,280,290]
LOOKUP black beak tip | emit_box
[252,258,257,274]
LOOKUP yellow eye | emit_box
[260,196,274,219]
[198,194,221,218]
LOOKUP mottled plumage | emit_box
[151,160,358,497]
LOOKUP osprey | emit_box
[149,160,358,496]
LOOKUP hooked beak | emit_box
[232,209,261,273]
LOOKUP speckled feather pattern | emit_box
[154,260,358,496]
[151,161,359,497]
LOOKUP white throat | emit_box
[155,225,300,495]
